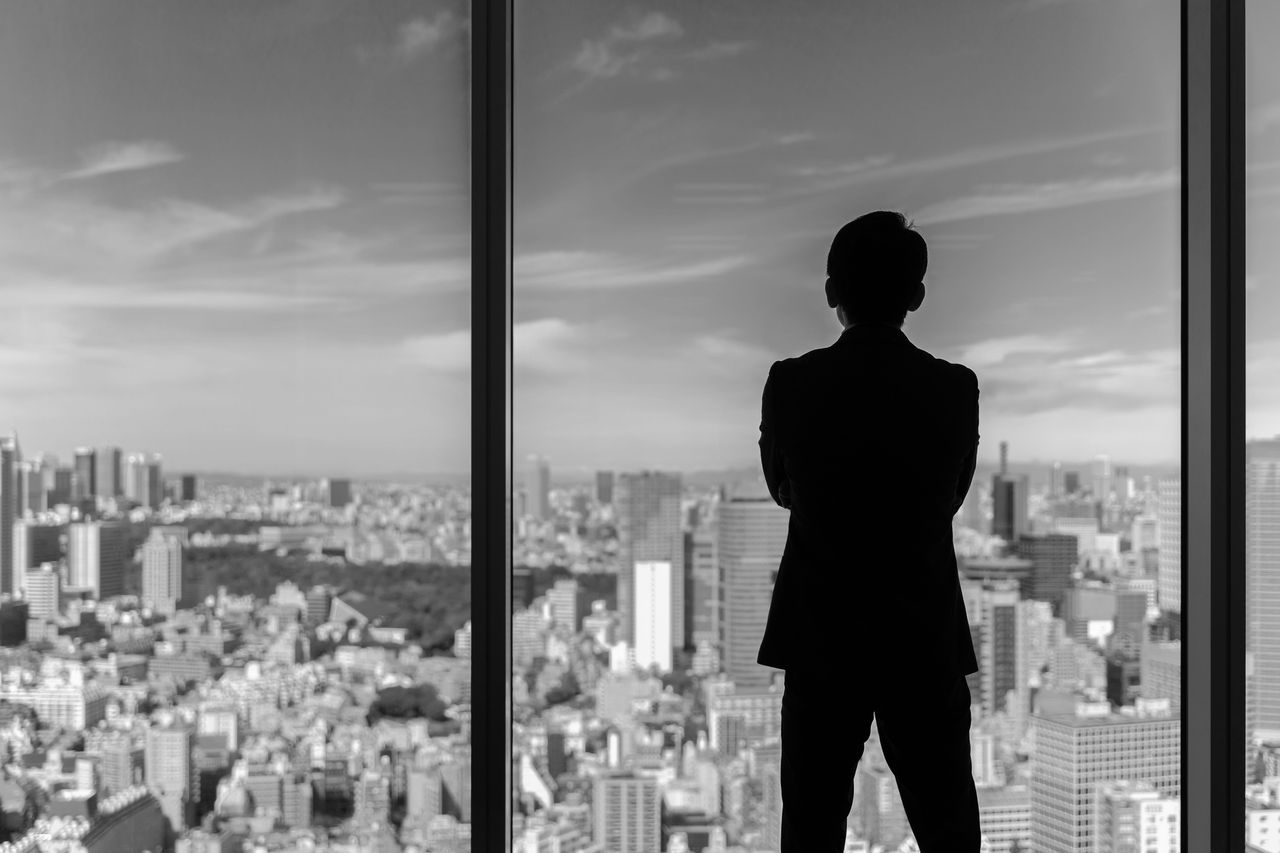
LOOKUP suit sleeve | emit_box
[952,367,980,517]
[759,360,792,509]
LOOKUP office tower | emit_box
[1141,638,1181,713]
[12,522,61,595]
[1063,470,1081,495]
[142,531,183,614]
[180,474,198,503]
[23,564,60,621]
[977,786,1032,853]
[686,528,717,647]
[1014,533,1079,616]
[50,467,72,507]
[354,771,390,826]
[1095,780,1179,853]
[593,772,660,853]
[596,470,615,505]
[634,560,673,671]
[527,455,551,520]
[324,478,352,508]
[67,521,126,599]
[960,580,1026,718]
[547,578,587,633]
[73,447,96,501]
[1105,654,1142,707]
[406,764,443,821]
[1156,478,1181,614]
[0,435,15,596]
[146,725,194,834]
[616,472,684,659]
[19,459,46,515]
[1050,461,1062,498]
[719,493,788,689]
[0,601,27,647]
[1030,706,1180,853]
[1092,454,1114,500]
[439,755,471,822]
[992,443,1029,541]
[125,452,163,509]
[1249,438,1280,739]
[95,446,122,499]
[147,455,164,509]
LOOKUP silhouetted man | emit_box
[757,211,982,851]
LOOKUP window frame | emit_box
[470,0,1248,849]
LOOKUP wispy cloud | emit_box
[687,40,755,62]
[912,169,1176,225]
[571,10,684,81]
[403,318,588,375]
[514,251,746,290]
[784,127,1159,195]
[956,334,1074,368]
[64,141,185,181]
[395,12,461,62]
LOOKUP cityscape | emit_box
[4,425,1278,852]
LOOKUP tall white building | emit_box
[1095,780,1180,853]
[67,521,126,599]
[592,772,659,853]
[142,531,183,614]
[1249,439,1280,741]
[547,578,584,633]
[633,560,672,672]
[961,579,1029,719]
[1156,478,1181,614]
[719,491,788,690]
[1030,703,1180,853]
[23,563,60,621]
[615,472,683,661]
[145,725,194,834]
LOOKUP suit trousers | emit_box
[779,663,981,852]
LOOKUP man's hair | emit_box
[826,211,928,326]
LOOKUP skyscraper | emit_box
[634,560,673,671]
[180,474,198,503]
[1095,780,1180,853]
[145,725,194,834]
[1248,438,1280,739]
[0,435,15,595]
[960,580,1026,718]
[95,446,123,499]
[593,772,660,853]
[324,478,352,508]
[527,455,551,520]
[142,531,183,614]
[547,578,586,633]
[68,521,126,599]
[23,564,60,621]
[125,452,163,509]
[719,491,788,689]
[73,447,96,502]
[1157,477,1181,614]
[596,470,615,505]
[1014,533,1079,616]
[1030,704,1180,853]
[12,522,61,594]
[615,471,683,660]
[686,528,717,647]
[1092,454,1114,501]
[992,441,1029,541]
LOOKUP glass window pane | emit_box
[1248,0,1280,835]
[514,2,1180,851]
[0,3,471,850]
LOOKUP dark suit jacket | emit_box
[756,323,980,684]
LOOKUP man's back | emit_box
[756,323,979,684]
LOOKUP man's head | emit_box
[824,211,927,327]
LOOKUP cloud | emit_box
[514,250,746,290]
[957,334,1074,368]
[402,318,586,374]
[912,170,1177,225]
[687,40,755,61]
[64,141,185,181]
[571,11,684,81]
[783,127,1159,196]
[394,12,460,62]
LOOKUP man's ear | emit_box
[825,277,838,309]
[906,281,926,312]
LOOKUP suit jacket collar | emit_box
[835,323,912,349]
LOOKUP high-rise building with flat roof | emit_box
[180,474,198,503]
[719,493,787,690]
[616,471,683,661]
[0,435,16,595]
[1014,533,1079,616]
[686,528,717,647]
[596,470,615,505]
[146,725,194,834]
[12,522,61,596]
[95,446,122,499]
[143,531,183,614]
[72,447,95,502]
[1157,477,1181,615]
[23,563,60,621]
[67,520,126,599]
[1095,780,1179,853]
[1249,438,1280,741]
[960,580,1026,718]
[593,772,659,853]
[527,455,551,521]
[1030,703,1180,853]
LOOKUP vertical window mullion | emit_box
[1183,0,1245,849]
[471,0,514,850]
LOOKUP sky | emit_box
[0,0,1251,479]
